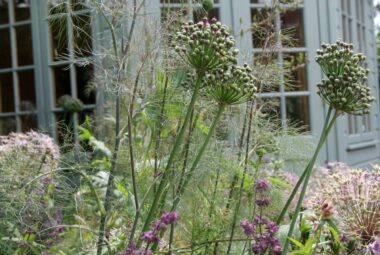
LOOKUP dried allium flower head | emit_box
[315,40,374,115]
[201,64,257,105]
[308,164,380,245]
[58,94,84,113]
[173,18,238,72]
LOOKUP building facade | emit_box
[0,0,379,165]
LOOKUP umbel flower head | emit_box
[201,64,257,105]
[173,17,238,72]
[315,40,374,115]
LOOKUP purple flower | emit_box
[152,219,167,231]
[255,179,270,191]
[265,221,279,235]
[255,198,271,207]
[369,238,380,255]
[252,239,268,254]
[160,211,179,225]
[140,231,159,244]
[253,215,268,225]
[240,219,255,235]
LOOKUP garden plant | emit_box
[0,0,378,255]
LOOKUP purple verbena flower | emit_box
[152,219,167,231]
[265,220,279,235]
[140,231,159,244]
[255,179,270,191]
[240,219,255,236]
[255,198,271,207]
[160,211,179,225]
[253,215,268,225]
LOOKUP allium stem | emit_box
[171,104,225,211]
[139,76,203,244]
[227,99,255,255]
[281,107,338,254]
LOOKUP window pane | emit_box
[0,2,9,24]
[0,72,15,112]
[18,70,36,111]
[286,96,309,132]
[13,0,31,21]
[160,0,187,3]
[73,14,92,57]
[0,117,16,134]
[253,53,280,92]
[76,64,95,104]
[16,25,34,66]
[52,66,71,106]
[48,7,69,61]
[21,114,37,132]
[258,97,281,120]
[0,28,12,69]
[281,8,304,47]
[194,7,219,22]
[161,7,188,23]
[251,8,275,48]
[283,52,307,91]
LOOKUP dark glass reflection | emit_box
[18,70,36,111]
[286,96,309,132]
[0,72,15,112]
[16,25,34,66]
[283,52,307,91]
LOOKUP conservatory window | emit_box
[341,0,372,135]
[0,0,37,133]
[250,0,309,132]
[160,0,220,24]
[47,0,95,141]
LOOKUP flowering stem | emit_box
[171,104,225,211]
[281,107,339,254]
[276,106,333,225]
[227,100,255,255]
[138,76,203,244]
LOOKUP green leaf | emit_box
[268,176,293,190]
[288,237,304,248]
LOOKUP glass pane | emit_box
[161,7,188,23]
[280,8,304,47]
[52,66,71,106]
[194,7,219,22]
[286,96,309,132]
[16,25,34,66]
[76,64,95,104]
[21,114,37,132]
[283,52,307,91]
[13,0,31,21]
[0,72,15,112]
[253,53,280,92]
[251,0,271,3]
[258,97,281,120]
[70,0,89,12]
[0,117,16,134]
[160,0,187,3]
[251,8,275,48]
[73,14,92,57]
[0,1,9,24]
[48,11,69,60]
[18,70,36,111]
[0,28,12,68]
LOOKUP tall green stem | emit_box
[227,100,255,255]
[171,104,225,211]
[281,107,338,254]
[138,77,203,242]
[276,107,333,225]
